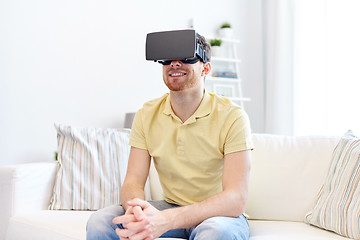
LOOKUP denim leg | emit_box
[86,205,125,240]
[159,228,190,239]
[189,215,250,240]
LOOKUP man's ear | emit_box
[201,62,212,76]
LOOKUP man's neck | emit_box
[169,88,204,123]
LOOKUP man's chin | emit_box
[164,82,186,92]
[167,86,185,92]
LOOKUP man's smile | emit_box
[169,72,187,77]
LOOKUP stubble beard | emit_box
[164,72,200,92]
[165,79,197,91]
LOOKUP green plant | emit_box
[54,151,58,161]
[220,22,231,28]
[210,39,222,47]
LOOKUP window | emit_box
[293,0,360,136]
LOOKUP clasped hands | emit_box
[112,198,169,240]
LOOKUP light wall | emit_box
[0,0,264,165]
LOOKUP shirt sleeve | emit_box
[223,108,254,155]
[128,109,148,150]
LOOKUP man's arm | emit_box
[122,149,251,239]
[120,146,151,211]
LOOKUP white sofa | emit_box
[0,133,352,240]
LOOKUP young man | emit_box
[87,32,253,240]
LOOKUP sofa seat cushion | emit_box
[8,211,350,240]
[6,210,93,240]
[249,220,351,240]
[6,210,184,240]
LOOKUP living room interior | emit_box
[1,0,359,167]
[1,0,360,239]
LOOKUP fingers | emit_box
[128,228,153,240]
[132,206,145,221]
[144,235,155,240]
[112,214,136,225]
[114,199,154,240]
[113,205,144,225]
[117,229,152,240]
[127,198,151,209]
[115,219,150,239]
[126,218,150,232]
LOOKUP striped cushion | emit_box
[305,130,360,239]
[49,123,131,210]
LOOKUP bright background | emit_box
[1,0,360,166]
[0,0,264,165]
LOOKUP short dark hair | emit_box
[196,33,211,62]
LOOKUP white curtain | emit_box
[263,0,295,135]
[263,0,360,136]
[295,0,360,136]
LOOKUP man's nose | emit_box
[170,60,182,67]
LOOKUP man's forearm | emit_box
[162,189,246,230]
[120,183,146,211]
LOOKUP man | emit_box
[87,30,253,240]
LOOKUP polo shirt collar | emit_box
[163,90,212,124]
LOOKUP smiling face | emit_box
[162,60,211,92]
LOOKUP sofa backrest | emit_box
[148,161,163,201]
[148,133,341,222]
[246,133,340,222]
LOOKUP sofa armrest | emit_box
[0,161,58,240]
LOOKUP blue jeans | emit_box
[86,200,249,240]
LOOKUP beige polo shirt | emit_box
[129,91,253,206]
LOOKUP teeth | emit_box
[170,73,185,76]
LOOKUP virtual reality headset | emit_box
[146,29,209,64]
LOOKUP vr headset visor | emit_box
[146,29,209,64]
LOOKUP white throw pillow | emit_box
[49,123,131,210]
[305,130,360,239]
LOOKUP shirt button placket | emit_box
[177,125,185,156]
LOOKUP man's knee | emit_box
[87,210,110,231]
[191,216,249,240]
[86,205,125,240]
[194,217,234,238]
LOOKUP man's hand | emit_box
[113,199,172,240]
[113,205,152,240]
